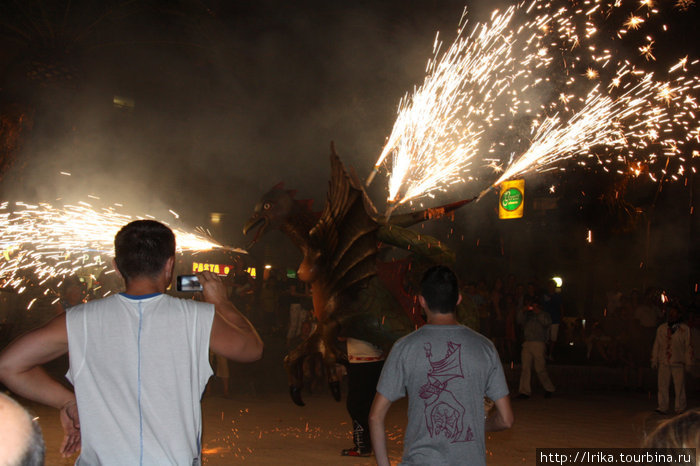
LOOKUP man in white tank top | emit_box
[0,220,263,465]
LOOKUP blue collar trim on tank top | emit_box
[120,292,162,300]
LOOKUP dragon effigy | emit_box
[243,144,474,406]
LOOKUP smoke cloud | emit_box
[0,0,696,305]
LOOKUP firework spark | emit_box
[675,0,695,11]
[624,14,644,30]
[491,81,641,187]
[0,200,237,291]
[585,67,600,79]
[639,40,656,60]
[371,0,699,210]
[488,71,699,191]
[372,4,557,205]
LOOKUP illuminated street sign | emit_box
[499,179,525,219]
[191,262,232,276]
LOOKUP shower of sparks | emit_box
[489,67,698,187]
[0,200,227,291]
[370,0,699,211]
[373,4,556,205]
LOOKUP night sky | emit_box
[0,0,475,219]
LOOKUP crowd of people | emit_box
[0,216,696,464]
[183,262,700,462]
[206,262,700,402]
[453,277,698,377]
[4,253,698,379]
[218,264,313,347]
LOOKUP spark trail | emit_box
[371,0,700,209]
[0,200,231,291]
[373,4,555,205]
[489,66,699,190]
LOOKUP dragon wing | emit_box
[309,144,380,300]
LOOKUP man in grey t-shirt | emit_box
[369,266,513,466]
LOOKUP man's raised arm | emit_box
[199,271,263,362]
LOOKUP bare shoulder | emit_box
[36,312,69,342]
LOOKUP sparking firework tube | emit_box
[365,166,380,187]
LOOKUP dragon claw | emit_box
[290,385,305,406]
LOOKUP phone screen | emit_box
[177,275,202,292]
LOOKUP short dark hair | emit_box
[114,220,175,282]
[420,265,459,314]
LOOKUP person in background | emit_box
[286,275,311,348]
[229,259,255,317]
[258,267,282,335]
[633,288,662,390]
[456,281,480,332]
[0,220,263,464]
[651,303,694,415]
[523,282,539,310]
[0,392,45,466]
[517,297,556,399]
[605,281,623,319]
[489,277,506,357]
[503,293,518,363]
[52,275,86,315]
[541,279,563,361]
[340,337,385,457]
[369,266,513,466]
[618,297,644,392]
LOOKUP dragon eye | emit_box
[263,202,272,210]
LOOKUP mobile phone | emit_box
[176,275,202,292]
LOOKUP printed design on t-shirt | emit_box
[419,341,474,443]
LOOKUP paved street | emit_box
[28,383,693,465]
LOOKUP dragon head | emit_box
[243,183,295,246]
[243,183,315,248]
